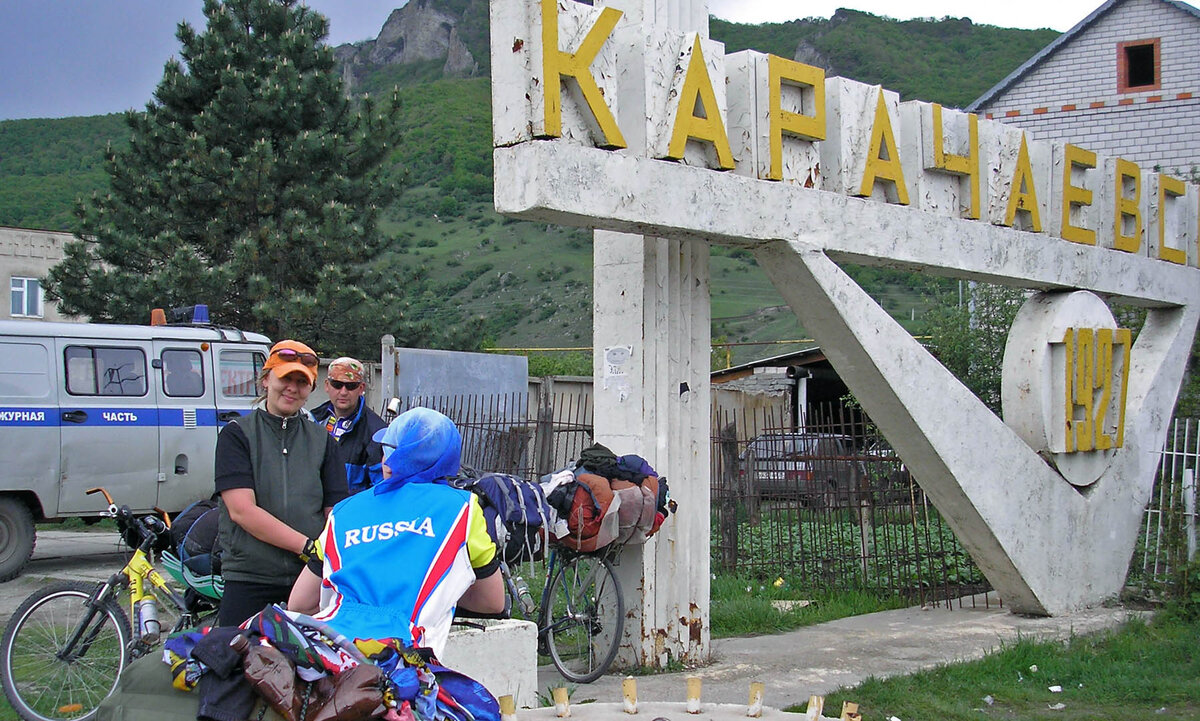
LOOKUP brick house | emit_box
[967,0,1200,176]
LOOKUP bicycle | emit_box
[501,542,625,685]
[0,487,218,721]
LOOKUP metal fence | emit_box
[1131,416,1199,588]
[388,390,1198,605]
[711,402,988,607]
[390,389,593,479]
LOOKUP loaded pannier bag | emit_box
[170,498,222,575]
[559,472,660,552]
[460,473,553,563]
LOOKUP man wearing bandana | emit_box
[311,357,387,493]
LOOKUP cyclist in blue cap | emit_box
[288,407,503,656]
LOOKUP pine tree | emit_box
[46,0,410,357]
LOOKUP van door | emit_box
[213,342,267,423]
[0,339,60,513]
[154,342,219,513]
[56,339,159,514]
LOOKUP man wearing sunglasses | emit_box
[311,357,386,494]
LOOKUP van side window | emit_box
[65,346,147,397]
[162,349,205,397]
[219,350,265,398]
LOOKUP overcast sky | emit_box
[0,0,1118,121]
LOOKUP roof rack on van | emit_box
[150,305,249,342]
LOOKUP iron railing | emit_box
[384,390,1198,605]
[1131,417,1199,588]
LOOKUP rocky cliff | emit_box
[333,0,482,92]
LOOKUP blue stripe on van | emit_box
[65,408,160,426]
[0,408,57,426]
[0,407,247,427]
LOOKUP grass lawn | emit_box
[813,609,1200,721]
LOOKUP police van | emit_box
[0,315,271,580]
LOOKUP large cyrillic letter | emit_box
[666,36,735,169]
[858,90,909,205]
[1157,173,1187,264]
[929,104,980,219]
[541,0,626,148]
[1005,136,1042,232]
[1061,144,1097,246]
[1113,158,1141,253]
[767,55,824,181]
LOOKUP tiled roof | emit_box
[966,0,1200,112]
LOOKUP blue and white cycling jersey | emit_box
[313,480,496,656]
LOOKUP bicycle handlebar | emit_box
[86,486,171,553]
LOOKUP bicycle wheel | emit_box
[543,553,623,683]
[1,581,131,721]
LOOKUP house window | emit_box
[1118,38,1160,93]
[10,277,43,318]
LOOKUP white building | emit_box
[0,226,73,322]
[968,0,1200,175]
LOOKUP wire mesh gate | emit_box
[1131,417,1199,589]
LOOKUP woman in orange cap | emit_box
[213,340,348,625]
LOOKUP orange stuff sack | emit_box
[560,473,661,552]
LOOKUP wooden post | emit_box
[803,695,824,721]
[686,676,702,714]
[499,695,517,721]
[553,687,570,718]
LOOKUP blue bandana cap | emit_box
[371,408,462,490]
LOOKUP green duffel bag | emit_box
[96,654,285,721]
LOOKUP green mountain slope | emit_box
[0,114,128,230]
[0,9,1058,364]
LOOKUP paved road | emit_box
[0,530,130,619]
[545,593,1147,710]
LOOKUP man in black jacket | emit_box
[311,357,386,493]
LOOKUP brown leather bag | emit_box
[242,642,386,721]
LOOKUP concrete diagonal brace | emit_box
[753,242,1198,615]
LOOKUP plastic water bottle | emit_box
[513,576,535,617]
[136,599,161,644]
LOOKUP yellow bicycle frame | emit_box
[123,549,177,612]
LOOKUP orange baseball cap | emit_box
[263,339,318,386]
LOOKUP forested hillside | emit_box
[0,114,128,230]
[0,7,1059,363]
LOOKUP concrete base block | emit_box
[441,619,539,708]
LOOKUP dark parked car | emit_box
[739,432,867,507]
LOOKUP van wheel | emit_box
[0,497,35,582]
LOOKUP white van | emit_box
[0,318,271,580]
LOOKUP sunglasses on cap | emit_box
[271,348,319,367]
[328,380,362,391]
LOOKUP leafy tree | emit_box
[921,281,1026,413]
[45,0,409,357]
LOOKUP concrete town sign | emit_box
[490,0,1200,663]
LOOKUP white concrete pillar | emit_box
[588,0,713,669]
[593,229,711,668]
